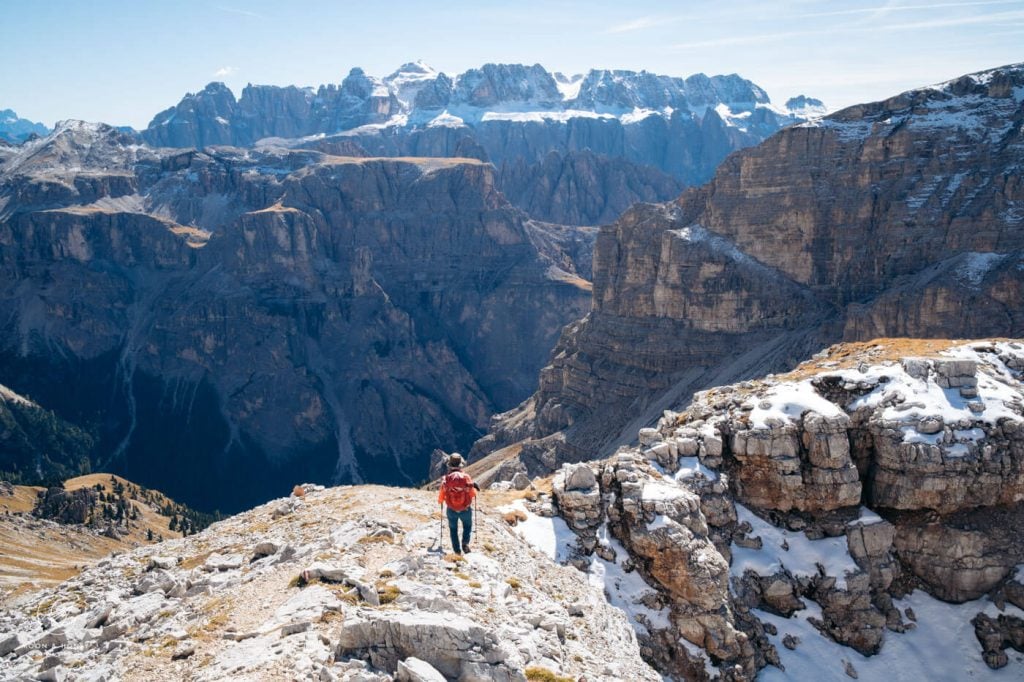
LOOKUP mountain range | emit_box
[138,62,818,225]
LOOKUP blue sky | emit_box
[3,0,1023,129]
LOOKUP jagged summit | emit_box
[784,95,826,117]
[140,61,810,154]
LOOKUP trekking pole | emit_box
[438,503,445,553]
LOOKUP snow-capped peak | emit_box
[785,95,827,118]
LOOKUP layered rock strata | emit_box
[546,340,1024,680]
[477,62,1024,469]
[0,122,591,511]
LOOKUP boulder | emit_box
[396,657,447,682]
[336,610,525,681]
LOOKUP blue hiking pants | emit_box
[446,506,473,553]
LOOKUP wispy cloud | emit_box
[216,6,266,20]
[671,30,816,51]
[213,66,239,78]
[604,16,673,34]
[798,0,1024,19]
[671,6,1024,50]
[873,8,1024,30]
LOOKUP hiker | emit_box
[438,453,477,554]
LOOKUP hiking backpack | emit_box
[443,471,474,512]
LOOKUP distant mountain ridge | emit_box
[143,61,808,147]
[139,62,819,225]
[0,109,49,144]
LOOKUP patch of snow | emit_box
[427,111,466,128]
[589,525,671,633]
[641,482,687,502]
[555,74,584,101]
[744,380,844,430]
[214,116,229,125]
[842,343,1024,433]
[507,501,574,563]
[759,592,1024,681]
[620,107,661,125]
[847,507,884,528]
[672,456,719,482]
[479,109,613,123]
[646,515,671,532]
[957,252,1007,286]
[670,224,756,267]
[678,635,718,678]
[731,504,859,590]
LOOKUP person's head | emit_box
[447,453,465,470]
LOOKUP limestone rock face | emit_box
[538,342,1024,678]
[478,62,1024,473]
[496,150,682,226]
[0,124,590,511]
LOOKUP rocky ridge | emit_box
[0,484,660,682]
[475,62,1024,469]
[0,121,591,512]
[139,62,816,225]
[528,339,1024,679]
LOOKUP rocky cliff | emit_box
[141,62,814,225]
[475,62,1024,469]
[535,339,1024,679]
[0,121,591,512]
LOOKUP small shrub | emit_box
[525,667,574,682]
[468,581,482,588]
[443,553,465,563]
[378,569,395,579]
[483,541,497,553]
[454,572,471,581]
[506,577,522,590]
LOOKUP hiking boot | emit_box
[462,545,471,554]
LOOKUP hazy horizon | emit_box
[3,0,1024,129]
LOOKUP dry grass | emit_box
[502,509,528,526]
[180,551,214,571]
[357,533,395,545]
[506,577,522,590]
[776,338,1005,383]
[376,583,401,605]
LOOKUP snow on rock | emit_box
[502,500,574,563]
[731,504,859,590]
[759,592,1024,682]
